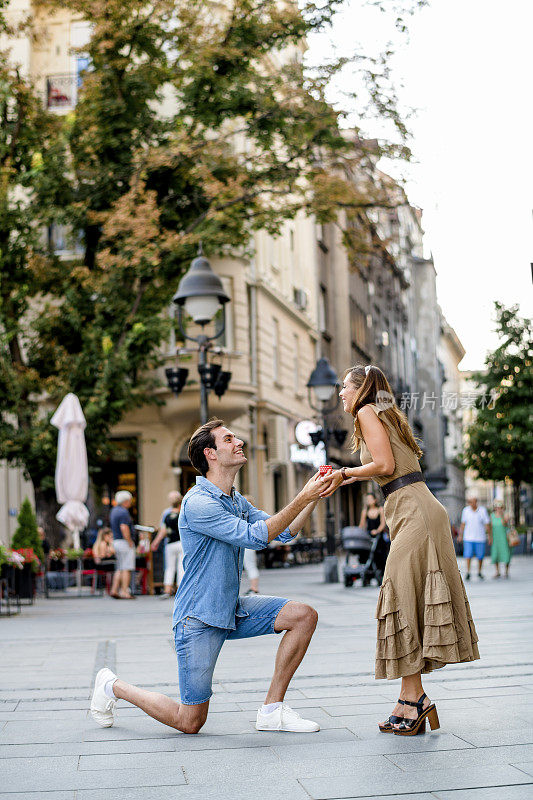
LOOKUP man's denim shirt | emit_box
[172,476,293,630]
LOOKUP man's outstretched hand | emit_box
[300,470,336,503]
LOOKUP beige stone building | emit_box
[1,2,329,537]
[1,2,466,547]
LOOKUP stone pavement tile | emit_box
[388,744,533,771]
[329,796,434,800]
[0,739,176,759]
[283,753,401,779]
[458,728,533,749]
[76,791,188,800]
[436,678,532,691]
[214,688,306,703]
[17,699,88,711]
[434,786,533,800]
[474,696,533,712]
[2,766,186,793]
[77,776,312,800]
[0,719,86,744]
[301,686,383,699]
[512,762,533,777]
[0,688,85,701]
[79,744,280,772]
[172,727,358,752]
[0,708,90,721]
[299,764,531,799]
[0,793,75,800]
[442,685,533,699]
[272,732,472,762]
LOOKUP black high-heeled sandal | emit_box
[378,699,405,733]
[393,693,440,736]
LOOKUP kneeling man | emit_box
[91,419,333,734]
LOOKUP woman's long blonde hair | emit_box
[345,364,423,458]
[93,527,113,553]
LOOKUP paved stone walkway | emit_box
[1,556,533,800]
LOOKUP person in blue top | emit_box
[90,418,335,735]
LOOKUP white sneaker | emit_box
[256,703,320,733]
[90,667,117,727]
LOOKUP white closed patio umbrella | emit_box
[51,393,90,550]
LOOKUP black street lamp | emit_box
[306,357,341,583]
[167,245,232,424]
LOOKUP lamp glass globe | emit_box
[184,295,220,325]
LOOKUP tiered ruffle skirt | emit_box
[375,569,480,680]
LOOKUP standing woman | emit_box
[321,365,480,735]
[359,492,386,538]
[490,501,511,579]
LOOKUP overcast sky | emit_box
[308,0,532,370]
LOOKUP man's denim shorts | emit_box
[174,594,289,705]
[463,540,486,560]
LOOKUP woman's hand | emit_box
[319,470,345,498]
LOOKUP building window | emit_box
[350,298,367,351]
[318,285,328,333]
[272,318,280,384]
[293,333,300,394]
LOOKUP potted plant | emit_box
[66,548,84,571]
[49,548,66,570]
[0,544,8,578]
[11,499,44,563]
[11,548,40,601]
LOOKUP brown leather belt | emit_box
[381,471,425,499]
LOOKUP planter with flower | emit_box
[10,500,44,602]
[66,548,84,572]
[12,548,40,601]
[49,548,66,570]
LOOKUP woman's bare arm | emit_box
[320,407,395,498]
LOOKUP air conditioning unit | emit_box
[266,415,290,464]
[293,287,309,311]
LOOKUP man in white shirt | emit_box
[459,493,492,581]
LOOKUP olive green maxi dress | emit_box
[356,404,480,680]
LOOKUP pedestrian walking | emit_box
[91,419,334,734]
[490,500,512,579]
[109,491,136,600]
[151,492,184,598]
[459,493,491,580]
[320,364,480,736]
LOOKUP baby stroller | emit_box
[342,525,390,587]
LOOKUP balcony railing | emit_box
[46,74,79,110]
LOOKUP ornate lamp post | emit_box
[306,357,341,583]
[167,246,231,424]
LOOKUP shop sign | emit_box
[290,442,326,470]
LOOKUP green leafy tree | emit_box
[11,497,44,563]
[463,303,533,524]
[1,0,421,540]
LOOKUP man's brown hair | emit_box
[188,418,225,476]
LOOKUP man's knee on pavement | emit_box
[180,718,204,735]
[177,706,208,735]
